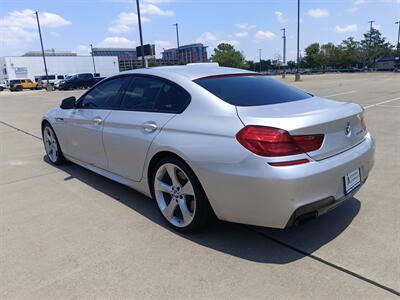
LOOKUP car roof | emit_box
[120,63,255,81]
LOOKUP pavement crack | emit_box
[0,120,42,140]
[243,225,400,297]
[0,171,62,187]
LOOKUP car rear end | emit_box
[193,74,375,228]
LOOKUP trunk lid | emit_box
[236,97,367,160]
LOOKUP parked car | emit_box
[57,73,104,90]
[0,81,7,91]
[35,75,67,89]
[54,75,74,89]
[10,79,41,91]
[41,64,375,232]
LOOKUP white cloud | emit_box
[0,9,70,54]
[307,8,329,18]
[50,31,60,37]
[0,9,71,29]
[236,23,256,30]
[196,31,217,44]
[108,11,150,33]
[99,37,136,47]
[334,24,358,33]
[255,30,276,41]
[140,3,174,16]
[346,0,366,13]
[154,40,172,57]
[275,11,288,24]
[235,31,248,38]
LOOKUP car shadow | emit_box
[44,157,360,264]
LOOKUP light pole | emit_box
[173,23,180,62]
[136,0,145,68]
[90,44,97,74]
[368,20,375,70]
[173,23,180,48]
[258,48,262,73]
[395,21,400,55]
[281,28,286,79]
[295,0,301,81]
[35,11,50,90]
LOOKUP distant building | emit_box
[22,49,77,57]
[162,43,208,64]
[0,55,118,81]
[92,47,144,71]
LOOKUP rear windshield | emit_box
[194,74,311,106]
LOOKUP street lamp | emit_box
[173,23,180,48]
[368,20,375,70]
[34,11,51,90]
[173,23,180,62]
[395,21,400,55]
[90,44,97,74]
[295,0,301,81]
[136,0,145,68]
[258,48,262,73]
[281,28,286,79]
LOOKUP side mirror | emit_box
[60,96,76,109]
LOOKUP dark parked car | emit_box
[58,73,104,90]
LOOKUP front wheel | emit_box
[42,124,66,165]
[150,157,214,232]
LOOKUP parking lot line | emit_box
[323,91,356,98]
[364,97,400,109]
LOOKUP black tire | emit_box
[150,156,215,233]
[42,123,66,165]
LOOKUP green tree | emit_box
[304,43,326,69]
[361,28,394,65]
[210,43,249,69]
[338,37,362,68]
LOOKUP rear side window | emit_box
[194,75,311,106]
[119,76,190,113]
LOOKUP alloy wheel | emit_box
[154,163,196,228]
[43,126,59,163]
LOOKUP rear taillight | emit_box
[236,126,324,157]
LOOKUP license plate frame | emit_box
[343,168,361,195]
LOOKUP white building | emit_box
[0,55,119,81]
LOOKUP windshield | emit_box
[194,74,312,106]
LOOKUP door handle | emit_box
[142,122,158,133]
[93,117,103,125]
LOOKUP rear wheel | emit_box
[42,124,66,165]
[150,157,214,232]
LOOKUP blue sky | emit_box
[1,0,399,61]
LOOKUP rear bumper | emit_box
[193,133,375,229]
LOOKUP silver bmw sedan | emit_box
[42,63,375,232]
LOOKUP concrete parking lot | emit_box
[0,72,399,299]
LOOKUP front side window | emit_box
[78,77,129,109]
[119,76,190,113]
[194,74,311,106]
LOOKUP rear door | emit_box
[102,75,191,181]
[61,76,130,168]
